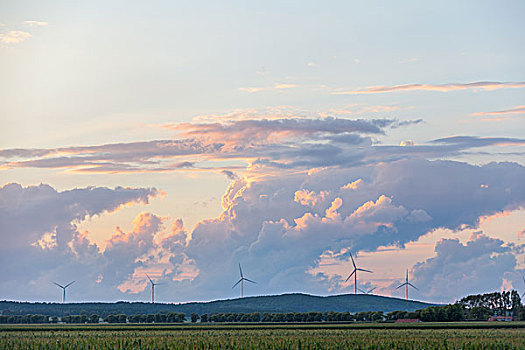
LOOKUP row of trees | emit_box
[0,306,513,324]
[203,311,415,323]
[0,314,51,324]
[199,313,260,323]
[457,291,523,320]
[0,311,408,324]
[105,312,186,323]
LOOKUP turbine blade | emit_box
[396,283,407,290]
[64,281,75,288]
[345,269,356,282]
[350,252,356,269]
[146,274,153,284]
[408,283,419,290]
[368,287,377,293]
[357,288,366,293]
[239,263,243,278]
[52,282,64,288]
[244,278,256,284]
[232,279,242,289]
[357,268,373,273]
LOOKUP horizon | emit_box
[1,1,524,305]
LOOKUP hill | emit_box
[0,293,438,317]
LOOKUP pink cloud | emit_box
[0,30,32,43]
[471,105,525,116]
[294,189,329,207]
[331,82,525,95]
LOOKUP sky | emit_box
[0,0,524,304]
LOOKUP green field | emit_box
[1,323,524,349]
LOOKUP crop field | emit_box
[1,323,524,349]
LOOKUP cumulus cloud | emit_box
[178,159,525,300]
[411,234,521,302]
[2,156,525,302]
[331,81,525,95]
[0,183,159,301]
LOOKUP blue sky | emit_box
[0,1,524,303]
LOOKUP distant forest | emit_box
[1,291,523,324]
[0,293,435,318]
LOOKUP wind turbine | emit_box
[358,286,377,294]
[52,281,75,303]
[345,252,373,294]
[232,263,256,298]
[396,269,418,300]
[146,274,161,304]
[521,275,525,298]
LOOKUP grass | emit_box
[1,323,524,349]
[1,321,524,331]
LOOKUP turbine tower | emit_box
[345,252,372,294]
[396,269,418,300]
[146,274,161,304]
[232,263,256,298]
[52,281,75,303]
[358,287,377,294]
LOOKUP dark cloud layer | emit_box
[7,117,515,174]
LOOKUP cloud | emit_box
[471,105,525,117]
[325,104,410,116]
[0,30,32,44]
[0,183,158,250]
[331,82,525,95]
[239,83,297,93]
[180,159,525,300]
[400,58,418,64]
[431,136,525,148]
[24,21,48,27]
[0,117,522,174]
[170,117,391,143]
[0,118,402,173]
[106,212,196,294]
[221,170,237,180]
[411,234,520,302]
[0,183,160,301]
